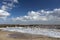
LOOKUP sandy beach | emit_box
[0,31,60,40]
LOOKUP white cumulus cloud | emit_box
[14,0,19,3]
[12,8,60,22]
[0,0,19,19]
[2,0,18,11]
[0,10,10,19]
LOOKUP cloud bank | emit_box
[0,8,60,24]
[12,8,60,22]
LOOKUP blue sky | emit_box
[0,0,60,24]
[11,0,60,16]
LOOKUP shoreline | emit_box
[0,31,60,40]
[0,27,60,38]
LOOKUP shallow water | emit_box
[0,27,60,38]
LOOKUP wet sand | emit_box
[0,31,60,40]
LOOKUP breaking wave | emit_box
[0,27,60,38]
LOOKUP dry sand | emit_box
[0,31,60,40]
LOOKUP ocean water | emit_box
[0,27,60,38]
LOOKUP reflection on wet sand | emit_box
[0,31,60,40]
[8,32,47,39]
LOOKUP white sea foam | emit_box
[0,27,60,38]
